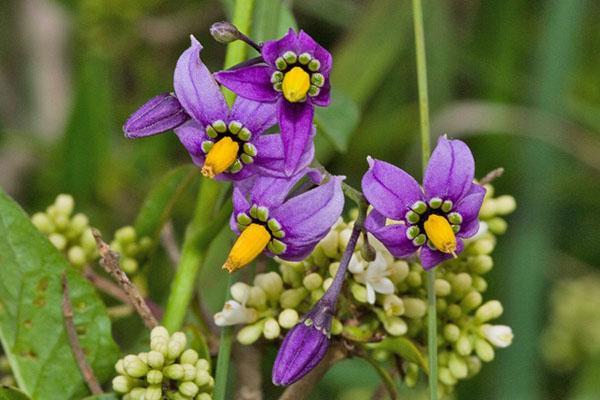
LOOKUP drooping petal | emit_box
[279,100,315,176]
[253,132,315,178]
[370,278,395,296]
[296,30,332,75]
[364,210,418,258]
[261,28,299,66]
[174,36,228,126]
[424,137,475,202]
[271,176,345,260]
[214,65,279,102]
[173,119,205,166]
[362,157,423,220]
[123,93,189,137]
[455,183,486,223]
[229,97,277,135]
[420,239,464,270]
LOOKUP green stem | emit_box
[412,0,437,399]
[223,0,256,105]
[358,350,399,400]
[213,274,236,400]
[162,179,221,332]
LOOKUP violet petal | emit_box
[123,93,189,138]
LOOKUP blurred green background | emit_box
[1,0,599,399]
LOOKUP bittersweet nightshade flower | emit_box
[124,36,308,180]
[224,172,344,272]
[214,29,332,176]
[362,136,486,269]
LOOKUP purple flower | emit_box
[361,136,486,269]
[123,36,308,180]
[223,172,344,272]
[214,29,332,176]
[272,301,332,386]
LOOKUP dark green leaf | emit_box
[365,337,428,373]
[0,387,30,400]
[133,165,196,240]
[315,90,360,153]
[0,188,120,399]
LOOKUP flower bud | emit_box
[320,229,339,258]
[121,257,139,274]
[475,300,503,322]
[53,214,69,230]
[195,369,212,387]
[466,356,482,376]
[278,309,299,329]
[254,272,284,301]
[461,291,483,310]
[310,288,325,303]
[279,288,308,309]
[168,332,187,359]
[382,315,407,336]
[470,255,494,274]
[197,393,213,400]
[69,213,88,234]
[112,375,133,393]
[439,367,457,385]
[237,321,265,345]
[443,324,460,342]
[115,226,136,244]
[480,324,513,348]
[451,272,472,294]
[448,354,468,379]
[280,264,302,286]
[129,388,146,400]
[472,276,488,292]
[322,277,333,291]
[495,195,516,215]
[81,228,97,252]
[147,369,163,385]
[487,217,507,234]
[179,381,199,397]
[328,262,340,277]
[470,238,495,255]
[446,304,462,319]
[350,282,368,303]
[403,298,426,319]
[263,318,281,339]
[180,349,199,365]
[163,364,184,380]
[383,295,404,316]
[145,385,162,400]
[210,21,242,44]
[303,273,323,291]
[147,351,165,369]
[406,271,422,288]
[55,194,75,216]
[388,260,409,283]
[456,335,472,356]
[404,363,419,387]
[272,320,329,386]
[246,286,267,309]
[475,338,495,362]
[48,233,67,251]
[196,358,210,371]
[115,359,125,375]
[331,318,343,335]
[435,279,452,297]
[32,212,54,234]
[123,354,148,378]
[124,93,188,138]
[182,363,197,381]
[151,326,169,341]
[67,246,87,267]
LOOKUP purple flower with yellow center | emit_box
[223,172,344,273]
[123,36,310,180]
[362,136,486,269]
[214,29,331,176]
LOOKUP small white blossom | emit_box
[481,324,514,348]
[354,252,395,304]
[214,300,257,326]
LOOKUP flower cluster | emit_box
[214,184,515,394]
[112,326,214,400]
[110,226,153,275]
[541,273,600,372]
[31,194,98,268]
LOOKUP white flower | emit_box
[481,324,514,348]
[214,300,257,326]
[348,253,366,274]
[354,252,395,304]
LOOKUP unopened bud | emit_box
[471,237,495,255]
[48,233,67,251]
[448,354,468,379]
[303,273,323,291]
[237,321,265,345]
[147,351,165,369]
[495,195,516,215]
[32,213,53,234]
[456,335,472,356]
[123,354,148,378]
[182,363,197,381]
[470,255,494,274]
[167,332,187,359]
[115,226,136,244]
[406,271,422,287]
[179,381,199,397]
[466,356,482,376]
[279,287,308,309]
[472,276,488,292]
[480,324,513,348]
[247,286,267,309]
[112,375,133,393]
[163,363,184,380]
[67,246,87,267]
[115,359,125,375]
[263,318,281,339]
[350,282,368,303]
[254,272,284,301]
[230,282,251,304]
[403,298,426,319]
[55,194,75,216]
[435,279,452,296]
[475,300,503,322]
[443,324,461,342]
[195,369,212,387]
[331,318,343,335]
[197,393,213,400]
[474,338,495,362]
[452,272,472,294]
[322,277,333,291]
[439,367,457,385]
[320,229,339,258]
[180,349,199,365]
[487,217,507,234]
[383,294,404,316]
[195,359,210,371]
[121,257,139,274]
[147,369,163,385]
[210,21,242,44]
[388,260,409,283]
[446,304,462,319]
[278,309,299,329]
[145,385,162,400]
[461,291,483,310]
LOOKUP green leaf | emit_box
[82,394,118,400]
[365,336,428,373]
[252,0,297,42]
[0,387,30,400]
[0,188,120,400]
[315,90,360,153]
[133,165,196,240]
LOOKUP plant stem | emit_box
[162,179,221,332]
[412,0,437,398]
[213,274,235,400]
[222,0,256,106]
[358,350,399,400]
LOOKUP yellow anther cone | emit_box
[201,137,239,178]
[282,67,310,102]
[423,214,457,256]
[223,224,271,273]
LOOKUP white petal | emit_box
[370,278,395,295]
[481,324,513,348]
[366,284,376,304]
[348,254,366,274]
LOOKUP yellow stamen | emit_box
[282,66,310,103]
[423,214,457,256]
[223,223,271,273]
[201,137,239,178]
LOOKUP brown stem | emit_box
[278,343,347,400]
[61,273,103,395]
[478,167,505,185]
[92,229,158,329]
[161,220,181,267]
[84,267,130,304]
[234,344,263,400]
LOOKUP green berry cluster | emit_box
[541,273,600,372]
[112,326,214,400]
[31,194,98,268]
[110,226,153,275]
[0,355,15,387]
[214,185,516,396]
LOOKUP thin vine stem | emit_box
[412,0,438,399]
